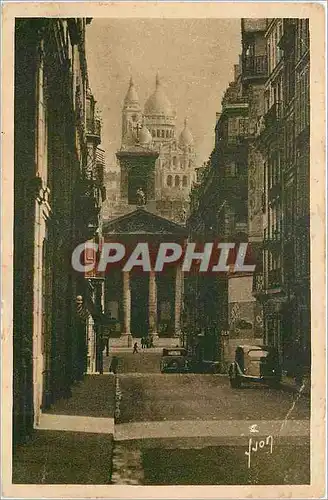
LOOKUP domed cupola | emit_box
[144,74,174,118]
[123,76,140,109]
[179,118,194,147]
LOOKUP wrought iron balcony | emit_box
[243,55,268,78]
[86,117,101,140]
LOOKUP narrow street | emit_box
[109,350,310,485]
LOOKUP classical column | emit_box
[148,270,158,339]
[174,265,183,337]
[121,271,132,346]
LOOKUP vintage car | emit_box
[160,348,192,373]
[229,345,282,388]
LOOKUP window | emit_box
[175,175,180,187]
[285,116,295,166]
[277,22,283,63]
[157,130,160,138]
[182,175,188,187]
[167,175,172,187]
[161,130,165,138]
[228,117,238,137]
[151,129,156,137]
[267,42,271,75]
[166,130,169,138]
[296,67,310,135]
[228,161,237,177]
[173,157,177,167]
[296,19,310,60]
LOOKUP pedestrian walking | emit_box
[133,342,139,354]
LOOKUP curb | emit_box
[114,374,122,423]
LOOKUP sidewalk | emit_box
[12,375,116,484]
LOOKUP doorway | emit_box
[130,272,149,338]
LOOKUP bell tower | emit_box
[122,77,142,147]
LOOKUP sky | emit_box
[86,18,242,169]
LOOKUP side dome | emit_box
[124,76,140,107]
[179,118,194,146]
[144,74,174,117]
[138,124,152,145]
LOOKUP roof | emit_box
[179,118,194,146]
[144,74,174,117]
[102,207,188,236]
[236,344,277,352]
[124,76,140,108]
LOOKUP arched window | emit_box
[161,130,165,138]
[167,175,172,187]
[175,175,180,187]
[182,175,188,187]
[157,130,160,138]
[166,130,169,138]
[173,157,177,167]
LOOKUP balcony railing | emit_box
[86,117,101,139]
[243,55,268,78]
[264,102,282,129]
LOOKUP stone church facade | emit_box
[99,75,197,345]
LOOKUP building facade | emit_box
[185,18,310,375]
[184,19,268,369]
[254,18,310,374]
[13,18,105,444]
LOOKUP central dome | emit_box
[144,74,174,117]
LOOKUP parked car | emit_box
[229,344,282,388]
[160,348,191,373]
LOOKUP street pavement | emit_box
[105,349,310,423]
[117,373,310,423]
[110,350,310,485]
[12,351,310,485]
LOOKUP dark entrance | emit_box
[130,272,149,338]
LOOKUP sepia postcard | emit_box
[1,1,326,499]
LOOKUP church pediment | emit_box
[103,207,187,236]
